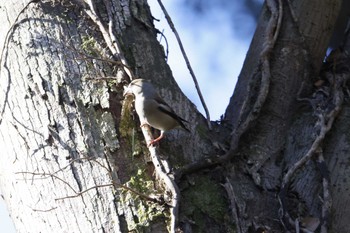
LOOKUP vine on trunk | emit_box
[279,50,350,232]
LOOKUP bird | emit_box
[124,79,190,146]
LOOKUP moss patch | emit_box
[181,175,228,231]
[81,36,100,57]
[121,168,166,231]
[119,97,144,156]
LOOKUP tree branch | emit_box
[83,2,134,80]
[158,29,170,61]
[175,0,283,180]
[139,124,180,233]
[16,170,163,204]
[156,0,212,130]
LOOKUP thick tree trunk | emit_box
[0,0,210,232]
[1,0,349,232]
[224,0,350,232]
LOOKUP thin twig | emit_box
[84,5,133,80]
[31,207,58,212]
[0,0,40,72]
[156,0,212,130]
[54,183,115,201]
[158,29,169,61]
[102,0,128,64]
[16,171,78,193]
[16,171,162,203]
[67,43,127,66]
[0,0,40,125]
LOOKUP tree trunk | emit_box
[0,0,349,233]
[224,0,350,232]
[0,0,210,232]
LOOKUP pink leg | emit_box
[140,122,149,128]
[148,132,164,147]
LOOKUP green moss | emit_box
[119,99,134,137]
[127,169,154,193]
[81,36,100,57]
[181,176,228,231]
[119,98,144,156]
[195,124,209,139]
[107,79,119,89]
[122,168,166,231]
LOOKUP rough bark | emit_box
[0,0,210,232]
[1,0,350,233]
[1,1,122,232]
[223,0,350,232]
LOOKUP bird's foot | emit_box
[148,138,160,147]
[147,135,163,147]
[140,122,150,128]
[147,139,159,147]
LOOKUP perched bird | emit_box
[124,79,190,146]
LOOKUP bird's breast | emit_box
[135,97,178,131]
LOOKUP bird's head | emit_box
[123,79,157,99]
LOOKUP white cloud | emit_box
[149,0,254,120]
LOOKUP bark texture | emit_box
[0,1,121,232]
[223,0,350,232]
[0,0,211,232]
[1,0,350,232]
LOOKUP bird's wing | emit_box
[154,95,190,132]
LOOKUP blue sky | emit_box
[150,0,258,120]
[0,198,14,233]
[0,1,259,232]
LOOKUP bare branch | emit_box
[138,123,180,233]
[16,171,79,194]
[16,170,162,204]
[31,207,58,212]
[83,5,133,80]
[158,29,169,61]
[54,183,114,201]
[156,0,212,130]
